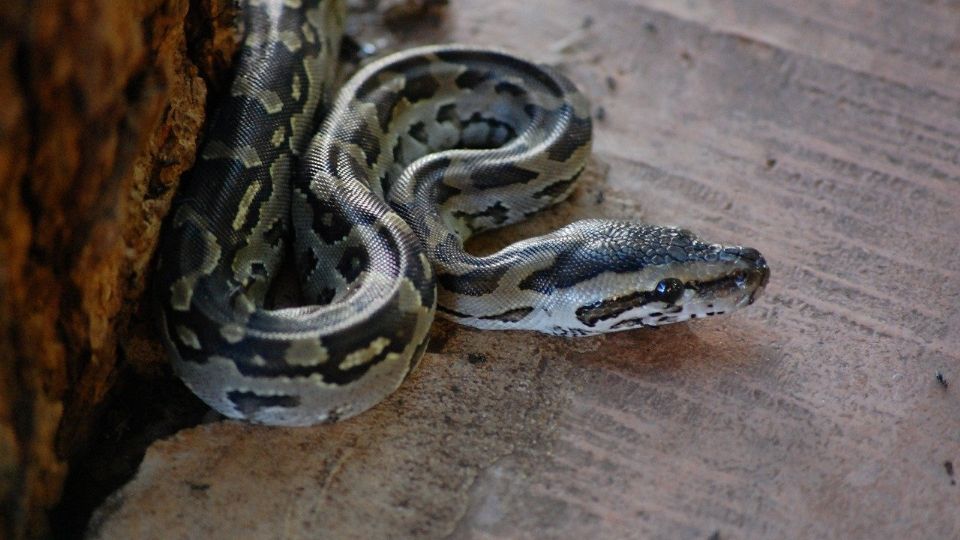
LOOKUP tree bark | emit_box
[0,1,237,537]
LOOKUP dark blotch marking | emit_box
[400,76,440,104]
[314,287,336,305]
[576,290,657,327]
[233,306,420,385]
[452,201,510,231]
[533,167,582,199]
[437,304,473,318]
[392,138,405,164]
[436,49,566,98]
[494,80,525,97]
[409,121,430,145]
[370,88,403,132]
[398,67,441,103]
[336,245,369,282]
[308,193,352,244]
[436,102,459,124]
[611,318,648,330]
[299,247,320,277]
[379,172,392,199]
[436,181,462,204]
[408,156,458,204]
[173,219,218,276]
[576,277,688,327]
[458,113,519,149]
[479,306,533,323]
[519,244,638,293]
[249,262,268,280]
[545,107,591,162]
[325,144,372,194]
[227,391,300,415]
[262,218,285,246]
[438,267,508,296]
[470,163,539,189]
[454,67,495,89]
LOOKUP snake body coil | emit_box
[156,0,770,425]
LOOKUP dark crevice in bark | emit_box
[50,359,209,540]
[6,37,40,540]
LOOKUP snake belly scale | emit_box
[155,0,770,426]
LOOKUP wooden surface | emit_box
[90,1,960,538]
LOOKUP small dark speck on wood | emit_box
[945,461,955,485]
[595,189,605,204]
[707,530,721,540]
[595,105,606,122]
[467,353,487,365]
[765,157,777,169]
[581,15,594,29]
[187,482,210,492]
[936,371,948,388]
[606,75,617,91]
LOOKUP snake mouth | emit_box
[685,247,769,310]
[693,249,767,287]
[747,252,771,304]
[735,247,770,306]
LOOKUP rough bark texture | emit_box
[0,1,239,538]
[3,0,960,539]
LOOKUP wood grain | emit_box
[88,0,960,538]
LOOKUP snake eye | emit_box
[732,270,748,289]
[653,278,685,303]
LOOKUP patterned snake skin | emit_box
[155,0,770,426]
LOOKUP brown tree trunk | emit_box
[0,1,236,537]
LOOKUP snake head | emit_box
[547,221,770,334]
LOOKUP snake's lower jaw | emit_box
[744,251,771,305]
[693,246,770,318]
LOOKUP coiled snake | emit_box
[155,0,770,425]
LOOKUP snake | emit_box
[154,0,770,426]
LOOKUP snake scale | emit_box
[155,0,770,426]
